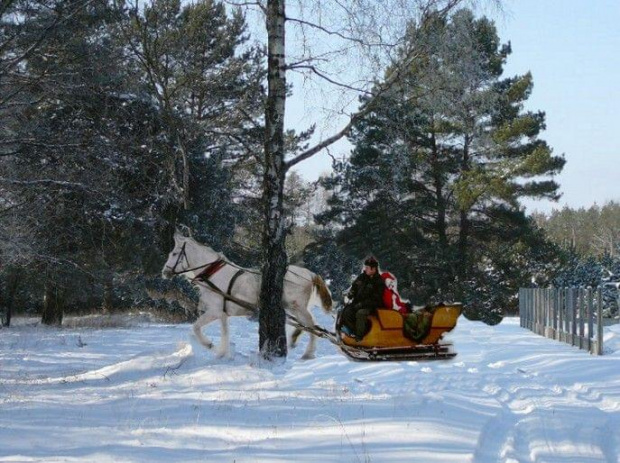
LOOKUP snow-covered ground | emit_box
[1,311,619,463]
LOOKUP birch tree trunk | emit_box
[260,0,288,359]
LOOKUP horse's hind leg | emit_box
[192,312,219,351]
[294,309,317,360]
[290,327,304,349]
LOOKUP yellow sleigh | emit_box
[337,303,463,361]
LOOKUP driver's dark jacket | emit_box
[347,272,385,311]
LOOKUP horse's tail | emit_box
[312,274,333,313]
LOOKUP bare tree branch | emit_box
[223,0,266,14]
[285,15,397,48]
[285,47,424,170]
[287,63,371,94]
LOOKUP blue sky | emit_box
[294,0,620,214]
[499,0,620,213]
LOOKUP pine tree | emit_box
[122,0,265,255]
[0,0,265,317]
[319,10,565,323]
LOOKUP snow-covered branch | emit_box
[0,177,91,190]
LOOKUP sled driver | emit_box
[339,256,385,340]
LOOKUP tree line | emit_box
[533,202,620,258]
[531,203,620,316]
[0,0,338,334]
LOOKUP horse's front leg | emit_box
[216,313,232,359]
[192,311,219,351]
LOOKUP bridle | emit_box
[165,242,221,276]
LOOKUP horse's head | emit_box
[161,229,220,279]
[162,230,188,279]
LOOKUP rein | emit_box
[196,274,257,314]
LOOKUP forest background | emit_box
[0,0,618,331]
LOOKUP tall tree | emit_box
[0,0,95,271]
[0,1,141,323]
[254,0,467,358]
[121,0,264,214]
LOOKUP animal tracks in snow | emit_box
[472,362,618,462]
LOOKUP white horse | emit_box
[161,231,333,359]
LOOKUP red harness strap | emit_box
[193,259,227,282]
[192,260,252,315]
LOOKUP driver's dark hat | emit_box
[364,256,379,268]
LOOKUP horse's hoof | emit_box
[301,353,316,360]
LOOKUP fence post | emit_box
[531,289,536,332]
[571,287,578,346]
[564,288,573,343]
[526,288,531,329]
[524,289,529,329]
[539,288,544,336]
[545,288,549,338]
[558,288,564,342]
[527,288,531,329]
[549,288,554,339]
[523,289,527,328]
[555,289,559,341]
[597,287,603,355]
[579,288,585,349]
[532,288,536,331]
[542,288,547,337]
[538,289,544,336]
[568,287,573,344]
[587,288,594,353]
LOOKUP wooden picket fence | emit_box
[519,287,604,355]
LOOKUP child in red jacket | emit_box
[380,271,411,314]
